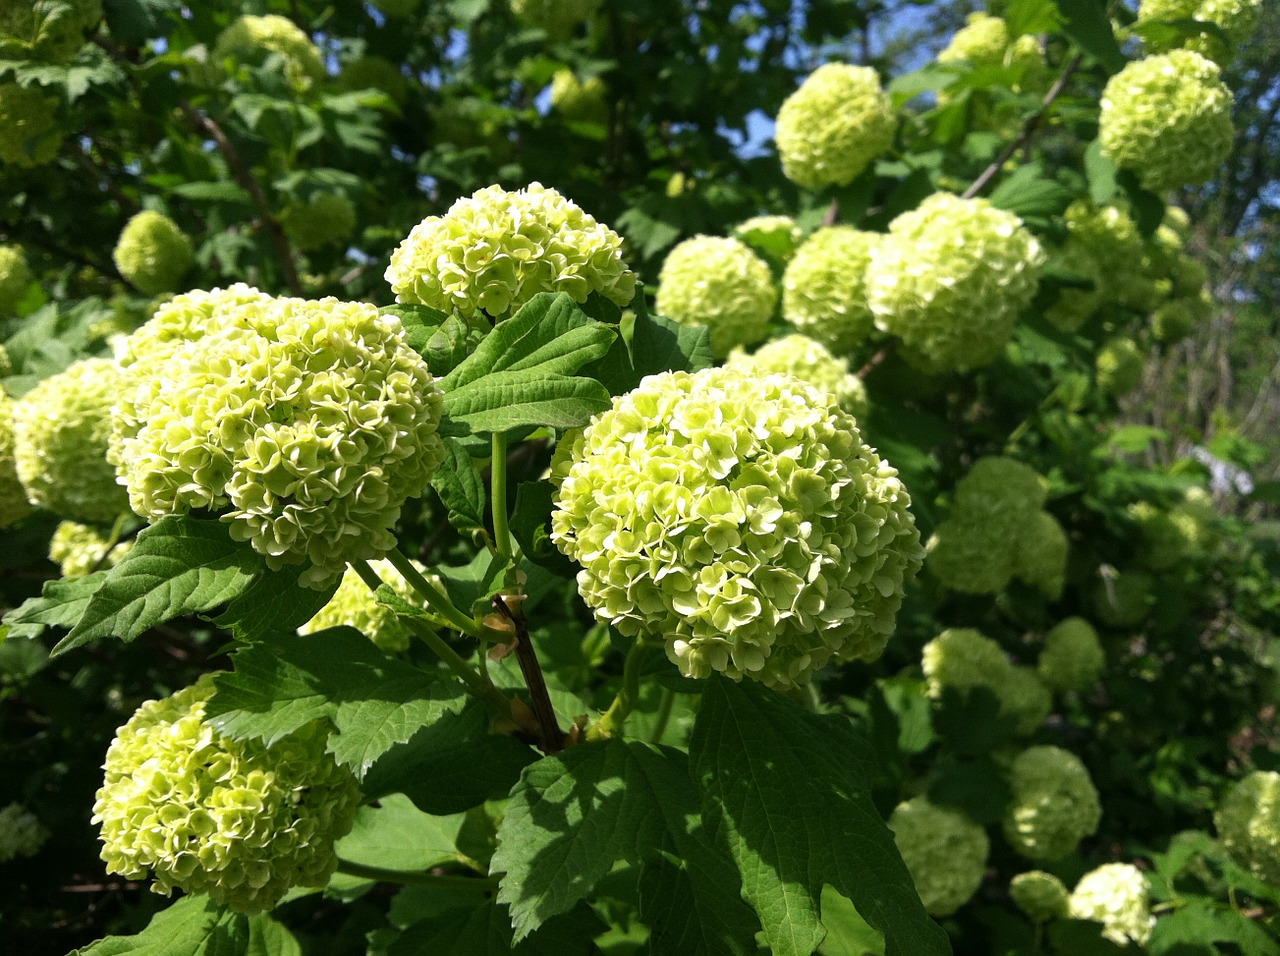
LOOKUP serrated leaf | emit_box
[206,627,469,777]
[336,794,472,872]
[246,915,302,956]
[1004,0,1064,38]
[888,63,963,104]
[429,548,515,617]
[510,480,578,577]
[444,369,613,432]
[1150,902,1280,956]
[2,570,110,643]
[988,164,1073,221]
[213,561,338,642]
[690,678,950,956]
[638,849,762,956]
[73,895,248,956]
[1059,0,1127,73]
[430,437,488,534]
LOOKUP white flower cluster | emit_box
[1037,618,1104,693]
[1068,863,1155,946]
[300,558,433,653]
[0,802,48,863]
[655,236,777,357]
[1216,770,1280,885]
[1004,745,1102,861]
[726,334,868,421]
[889,796,989,917]
[782,226,879,354]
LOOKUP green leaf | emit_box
[169,181,253,205]
[102,0,183,46]
[246,914,302,956]
[431,437,488,534]
[690,678,950,956]
[444,370,613,432]
[1150,902,1280,956]
[206,627,469,777]
[588,300,713,396]
[429,548,516,618]
[388,899,604,956]
[1116,170,1165,237]
[1107,425,1169,454]
[1059,0,1127,73]
[213,561,338,643]
[510,480,578,577]
[1084,139,1119,205]
[2,570,110,643]
[72,895,248,956]
[336,794,472,872]
[925,755,1012,826]
[988,164,1074,222]
[818,887,886,956]
[1004,0,1064,37]
[887,63,962,105]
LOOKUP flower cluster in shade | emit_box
[1037,618,1104,693]
[889,796,989,917]
[0,802,48,863]
[0,245,32,315]
[868,193,1044,371]
[511,0,602,39]
[299,558,433,653]
[1063,201,1162,312]
[0,0,101,62]
[92,674,362,914]
[926,457,1068,598]
[1138,0,1263,65]
[922,629,1050,737]
[1129,500,1209,570]
[110,285,447,589]
[726,334,868,421]
[14,358,130,523]
[774,63,897,191]
[937,12,1046,86]
[1044,240,1103,333]
[1009,871,1070,923]
[549,70,607,124]
[1154,288,1212,343]
[212,14,325,90]
[782,226,879,354]
[49,520,133,579]
[551,366,923,689]
[1068,863,1155,946]
[0,82,61,167]
[1091,569,1153,628]
[0,391,29,527]
[655,236,776,358]
[733,215,802,264]
[339,55,409,104]
[1004,745,1102,861]
[1215,770,1280,885]
[387,183,635,319]
[281,193,357,252]
[113,211,194,297]
[1095,336,1144,396]
[1099,50,1234,194]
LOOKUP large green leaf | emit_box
[336,794,473,872]
[1003,0,1063,37]
[2,570,109,643]
[690,678,950,956]
[988,164,1074,222]
[1150,902,1280,956]
[71,895,300,956]
[206,627,469,777]
[213,561,338,643]
[430,437,488,534]
[1059,0,1127,73]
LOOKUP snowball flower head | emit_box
[726,334,868,420]
[1139,0,1262,64]
[774,63,897,190]
[1038,618,1104,693]
[14,358,130,523]
[782,226,879,354]
[0,391,29,527]
[300,558,431,653]
[1216,770,1280,885]
[1004,745,1102,861]
[938,12,1045,80]
[1064,201,1160,311]
[1099,50,1234,194]
[213,14,325,90]
[511,0,602,39]
[113,211,194,296]
[110,285,447,588]
[0,244,32,315]
[387,183,635,319]
[551,366,923,689]
[49,520,132,579]
[1091,569,1153,628]
[889,796,989,917]
[922,628,1047,735]
[655,236,776,357]
[1069,863,1155,946]
[1005,666,1052,737]
[281,193,357,251]
[93,674,361,913]
[0,802,47,863]
[1096,337,1144,396]
[0,82,61,167]
[733,215,803,263]
[1154,289,1211,343]
[1010,871,1070,922]
[869,193,1043,371]
[550,70,607,123]
[1013,510,1068,599]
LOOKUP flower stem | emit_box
[588,641,653,741]
[336,858,497,891]
[491,431,513,559]
[383,548,482,638]
[492,594,566,753]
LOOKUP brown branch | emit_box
[857,342,895,379]
[492,594,566,754]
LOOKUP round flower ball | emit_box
[550,69,607,124]
[1099,50,1234,194]
[1139,0,1262,65]
[0,244,32,315]
[49,520,132,579]
[733,215,803,264]
[0,391,30,527]
[1064,201,1160,312]
[1010,871,1070,922]
[1004,745,1102,861]
[1044,240,1103,333]
[938,12,1045,82]
[868,193,1044,371]
[726,334,868,421]
[1096,336,1145,396]
[113,211,194,296]
[1038,618,1104,693]
[388,183,635,319]
[0,82,61,167]
[926,517,1017,594]
[1013,510,1068,599]
[339,55,409,105]
[92,674,362,914]
[281,193,357,252]
[0,803,48,864]
[1005,666,1053,737]
[14,358,130,523]
[213,14,325,90]
[922,628,1012,700]
[1153,289,1211,344]
[550,366,923,689]
[774,63,897,191]
[110,285,447,589]
[781,226,879,354]
[655,236,776,357]
[1068,863,1155,947]
[889,796,989,917]
[1215,770,1280,885]
[299,558,431,654]
[511,0,602,39]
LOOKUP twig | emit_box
[857,342,895,379]
[493,594,566,753]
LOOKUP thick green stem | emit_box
[336,859,497,890]
[491,431,513,559]
[383,548,481,638]
[588,641,653,741]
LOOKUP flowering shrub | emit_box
[212,14,325,90]
[781,226,879,354]
[655,236,776,356]
[48,520,132,579]
[1216,771,1280,885]
[299,558,431,653]
[1139,0,1263,63]
[113,211,194,296]
[725,334,868,419]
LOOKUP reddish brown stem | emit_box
[493,594,566,753]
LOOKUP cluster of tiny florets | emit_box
[922,629,1050,736]
[549,70,607,123]
[655,236,776,357]
[774,63,897,191]
[1215,770,1280,885]
[300,558,431,653]
[1013,510,1069,599]
[1129,500,1202,570]
[782,226,879,354]
[1009,871,1070,922]
[889,796,989,917]
[1153,288,1212,343]
[14,358,130,523]
[110,285,447,588]
[0,802,48,863]
[511,0,601,39]
[0,0,101,62]
[49,520,133,579]
[1037,618,1104,693]
[0,391,29,528]
[0,244,32,316]
[726,335,868,421]
[1099,50,1235,194]
[1139,0,1262,64]
[388,183,635,319]
[113,211,194,297]
[938,12,1045,82]
[733,215,803,263]
[1096,337,1145,396]
[213,14,325,90]
[1064,201,1160,312]
[281,194,357,252]
[1068,863,1155,946]
[0,83,61,167]
[1044,240,1103,333]
[868,193,1044,371]
[551,366,923,689]
[92,675,362,914]
[1004,745,1102,861]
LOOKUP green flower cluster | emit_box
[551,366,923,688]
[49,520,132,579]
[213,14,325,90]
[655,236,776,357]
[782,226,879,354]
[1095,336,1144,396]
[339,55,409,104]
[1129,500,1203,570]
[0,802,47,863]
[726,334,868,421]
[1215,770,1280,885]
[1014,510,1069,599]
[0,83,61,167]
[774,63,897,190]
[0,244,32,315]
[1139,0,1263,64]
[1099,50,1234,194]
[511,0,601,39]
[1091,569,1153,628]
[1004,745,1102,861]
[0,391,30,527]
[922,629,1050,736]
[387,183,635,319]
[14,358,129,523]
[1038,618,1104,693]
[733,215,802,263]
[889,796,989,917]
[868,193,1044,371]
[1009,871,1070,922]
[550,69,607,123]
[937,12,1045,82]
[1153,288,1212,343]
[281,193,357,252]
[299,558,431,653]
[1064,201,1160,312]
[1068,863,1155,946]
[0,0,100,62]
[93,675,361,913]
[110,285,447,588]
[1044,240,1103,333]
[113,211,194,296]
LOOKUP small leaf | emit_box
[510,480,577,577]
[72,895,248,956]
[988,164,1073,221]
[2,570,110,643]
[1059,0,1127,73]
[336,794,472,873]
[1003,0,1064,38]
[169,181,253,205]
[430,438,488,534]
